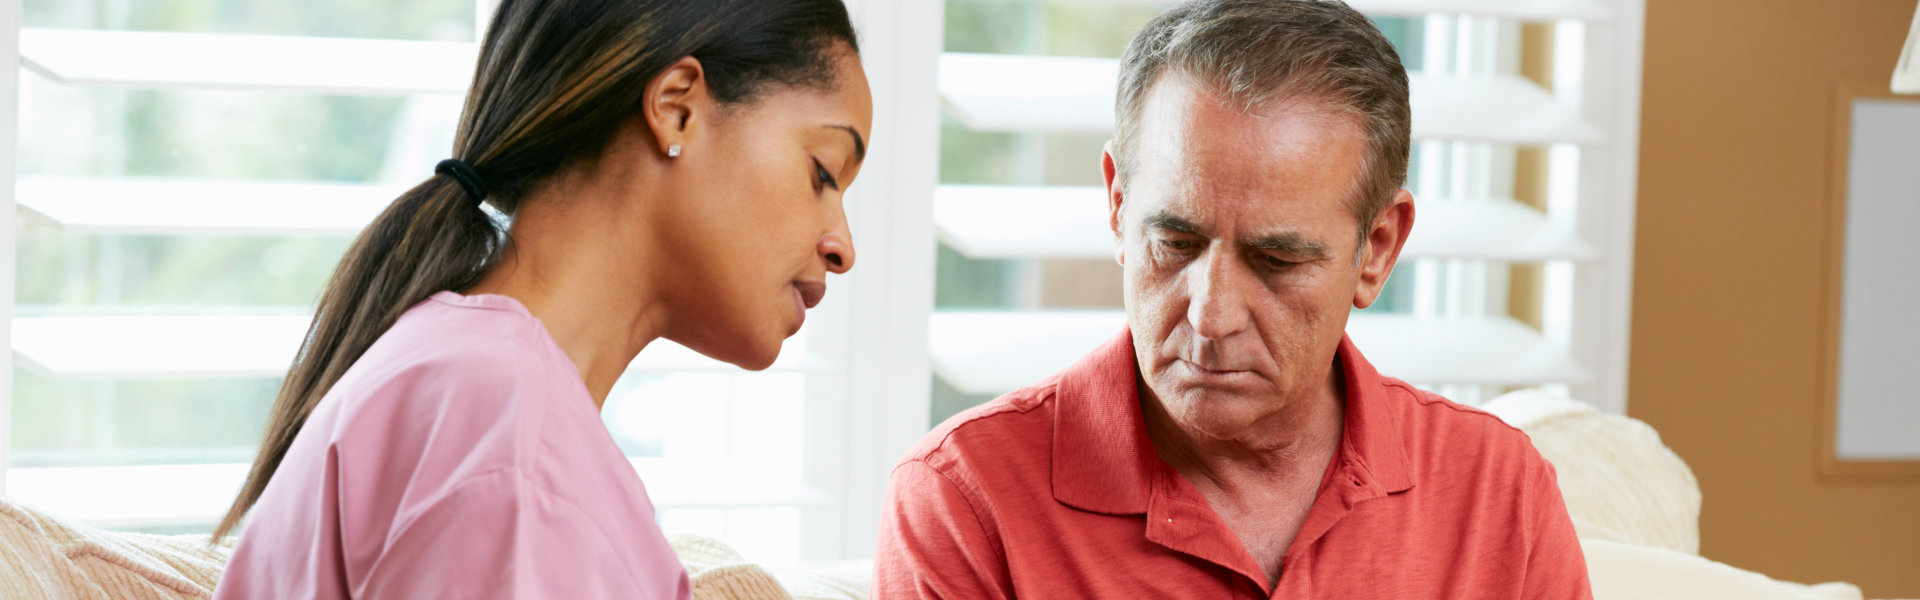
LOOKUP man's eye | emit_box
[1263,255,1298,270]
[1161,239,1197,251]
[814,160,840,191]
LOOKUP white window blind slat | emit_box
[16,177,401,236]
[12,315,831,379]
[1408,74,1601,144]
[1405,199,1596,261]
[937,52,1601,145]
[938,53,1116,133]
[5,459,831,529]
[933,185,1110,260]
[1343,0,1609,21]
[929,311,1589,395]
[19,29,475,95]
[1091,0,1610,22]
[934,185,1594,262]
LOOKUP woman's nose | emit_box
[819,224,855,275]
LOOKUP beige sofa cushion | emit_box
[672,534,796,600]
[1482,389,1704,554]
[670,535,868,600]
[1,499,96,600]
[2,493,844,600]
[1,497,230,600]
[1584,538,1864,600]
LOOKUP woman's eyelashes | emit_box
[813,159,840,192]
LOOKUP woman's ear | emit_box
[642,56,710,158]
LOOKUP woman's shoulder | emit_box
[361,292,565,379]
[312,292,606,492]
[323,292,586,422]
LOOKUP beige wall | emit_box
[1631,0,1920,596]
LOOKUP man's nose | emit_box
[1185,247,1252,341]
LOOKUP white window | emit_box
[0,0,1641,565]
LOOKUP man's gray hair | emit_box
[1112,0,1412,238]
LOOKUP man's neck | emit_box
[1140,357,1349,587]
[1141,358,1347,493]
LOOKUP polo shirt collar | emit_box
[1332,334,1415,494]
[1051,328,1159,515]
[1050,328,1414,515]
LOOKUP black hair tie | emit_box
[435,159,488,205]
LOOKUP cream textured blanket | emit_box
[0,497,231,600]
[0,494,859,600]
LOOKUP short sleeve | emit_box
[871,460,1014,600]
[1523,458,1593,599]
[359,470,690,600]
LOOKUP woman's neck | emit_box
[466,174,671,409]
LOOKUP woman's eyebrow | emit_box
[824,125,866,162]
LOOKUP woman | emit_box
[211,0,869,597]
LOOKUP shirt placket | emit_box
[1271,456,1387,599]
[1142,471,1271,596]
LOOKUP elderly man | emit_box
[873,1,1590,598]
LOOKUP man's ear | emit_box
[642,56,709,159]
[1353,189,1416,309]
[1102,141,1126,266]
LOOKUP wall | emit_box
[1631,0,1920,596]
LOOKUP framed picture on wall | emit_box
[1819,83,1920,481]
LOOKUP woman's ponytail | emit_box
[212,171,500,540]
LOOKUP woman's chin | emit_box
[723,337,784,371]
[679,316,797,371]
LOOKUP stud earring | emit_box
[667,144,682,158]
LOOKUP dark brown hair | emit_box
[215,0,859,540]
[1111,0,1410,243]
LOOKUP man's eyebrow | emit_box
[1142,211,1201,234]
[826,125,866,162]
[1246,231,1331,258]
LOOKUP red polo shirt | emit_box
[873,329,1590,599]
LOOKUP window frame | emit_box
[795,0,943,560]
[1,0,20,496]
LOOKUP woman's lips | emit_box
[790,279,826,332]
[793,279,826,308]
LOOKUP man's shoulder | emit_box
[1380,378,1553,474]
[899,377,1060,472]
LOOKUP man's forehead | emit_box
[1135,74,1366,151]
[1124,76,1368,228]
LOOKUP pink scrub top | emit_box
[214,292,692,600]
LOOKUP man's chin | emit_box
[1163,396,1282,441]
[1157,383,1279,419]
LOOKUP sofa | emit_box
[0,389,1902,599]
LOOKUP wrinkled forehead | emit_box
[1123,75,1370,227]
